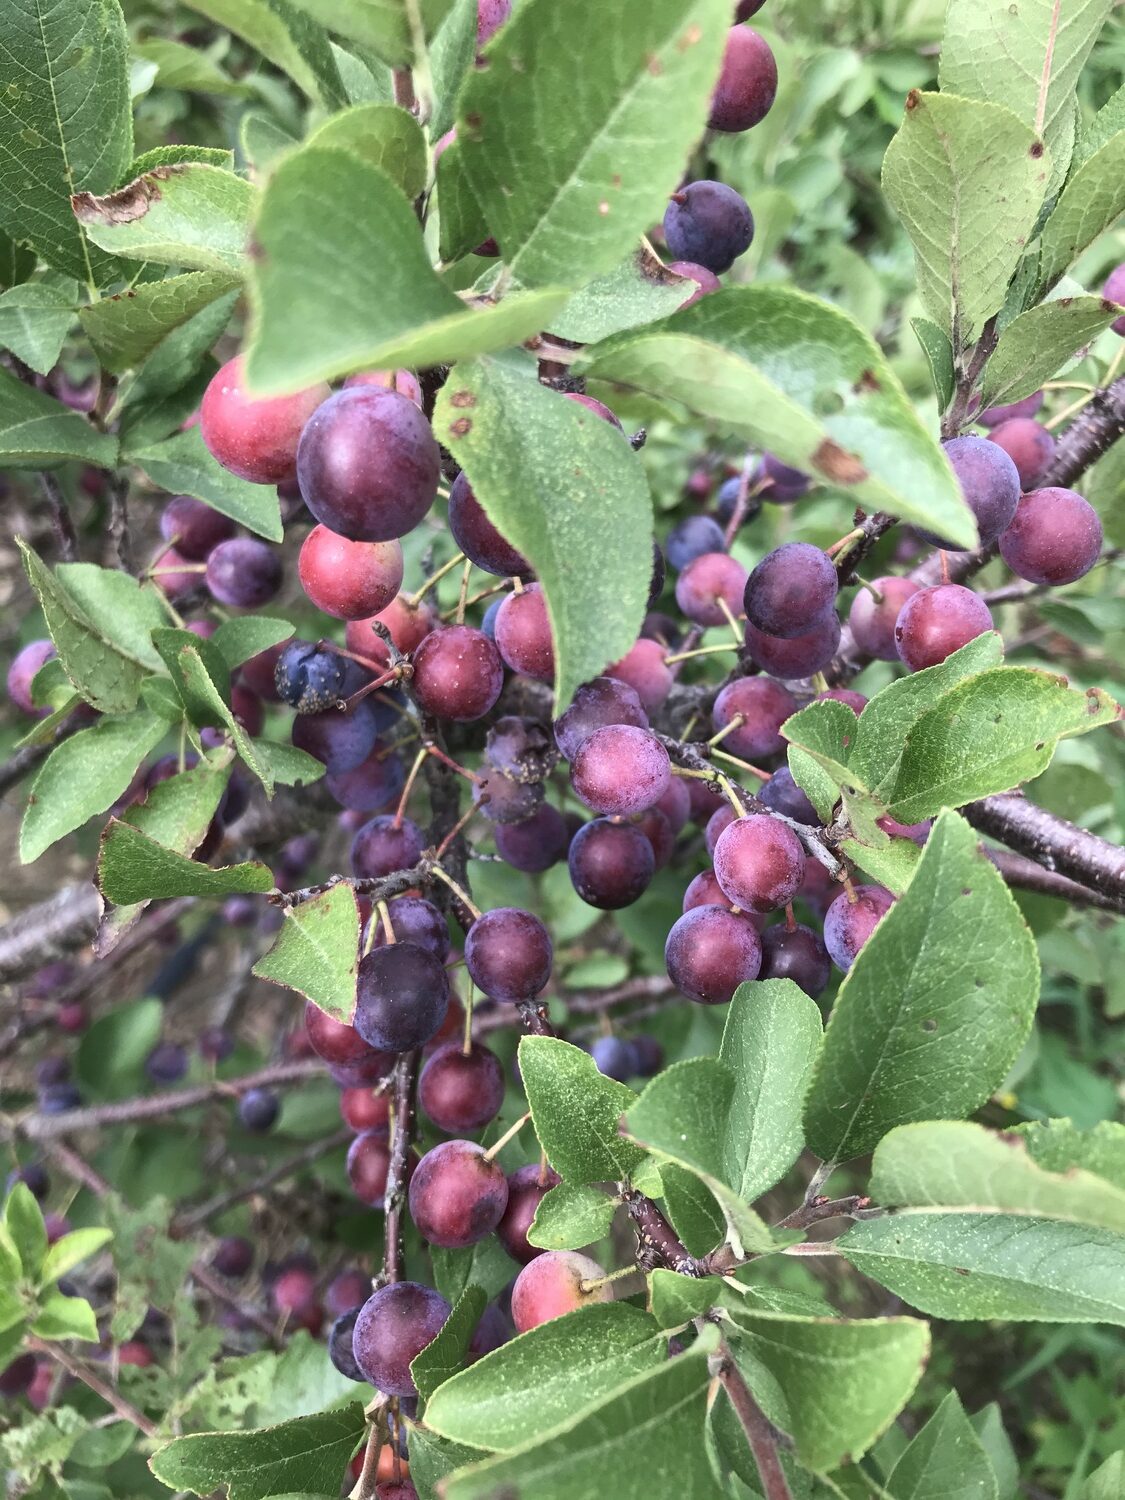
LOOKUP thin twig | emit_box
[25,1336,159,1438]
[381,1053,419,1286]
[40,472,78,562]
[175,1126,352,1232]
[713,1345,793,1500]
[13,1060,324,1140]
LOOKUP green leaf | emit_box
[56,564,168,674]
[982,296,1124,408]
[434,359,653,708]
[839,833,922,896]
[939,0,1111,188]
[212,615,295,669]
[1012,1119,1125,1190]
[74,163,256,275]
[245,145,569,392]
[0,367,117,468]
[456,0,729,289]
[656,1162,727,1258]
[97,821,274,902]
[426,1302,666,1453]
[252,885,360,1019]
[0,275,79,375]
[518,1035,646,1185]
[971,1405,1019,1500]
[286,0,453,68]
[443,1346,715,1500]
[80,270,241,373]
[886,1391,998,1500]
[428,0,478,140]
[6,1183,48,1279]
[884,668,1120,824]
[623,1059,774,1258]
[436,136,492,262]
[0,229,37,291]
[430,1238,516,1307]
[123,277,237,405]
[547,249,698,345]
[1038,127,1125,291]
[868,1121,1125,1233]
[839,1210,1125,1325]
[528,1183,617,1251]
[152,626,232,727]
[181,0,347,106]
[132,37,250,96]
[911,317,954,408]
[718,980,824,1204]
[161,639,273,790]
[20,709,166,864]
[803,811,1039,1164]
[1084,1454,1125,1500]
[882,92,1049,347]
[0,1222,22,1292]
[125,426,284,541]
[306,103,427,198]
[240,111,299,173]
[76,1000,164,1104]
[99,760,232,931]
[252,738,325,786]
[0,0,132,286]
[149,1404,367,1500]
[40,1229,113,1288]
[784,698,869,829]
[847,632,1005,799]
[722,1307,929,1472]
[404,1426,483,1500]
[646,1268,719,1330]
[127,146,237,178]
[578,288,975,548]
[32,1292,100,1343]
[411,1285,486,1404]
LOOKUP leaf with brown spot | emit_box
[578,285,974,545]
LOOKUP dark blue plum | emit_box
[275,641,368,714]
[590,1036,639,1082]
[666,515,726,571]
[238,1088,280,1132]
[663,181,753,275]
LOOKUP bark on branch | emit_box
[965,794,1125,903]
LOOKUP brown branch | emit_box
[106,473,130,571]
[190,1260,282,1347]
[621,1187,702,1276]
[985,847,1125,914]
[0,883,101,984]
[832,512,897,584]
[175,1126,352,1232]
[392,68,416,112]
[942,315,1000,440]
[381,1053,419,1286]
[40,472,78,562]
[25,1335,159,1438]
[965,793,1125,903]
[271,863,428,909]
[1042,372,1125,489]
[713,1345,793,1500]
[656,733,843,879]
[13,1060,324,1140]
